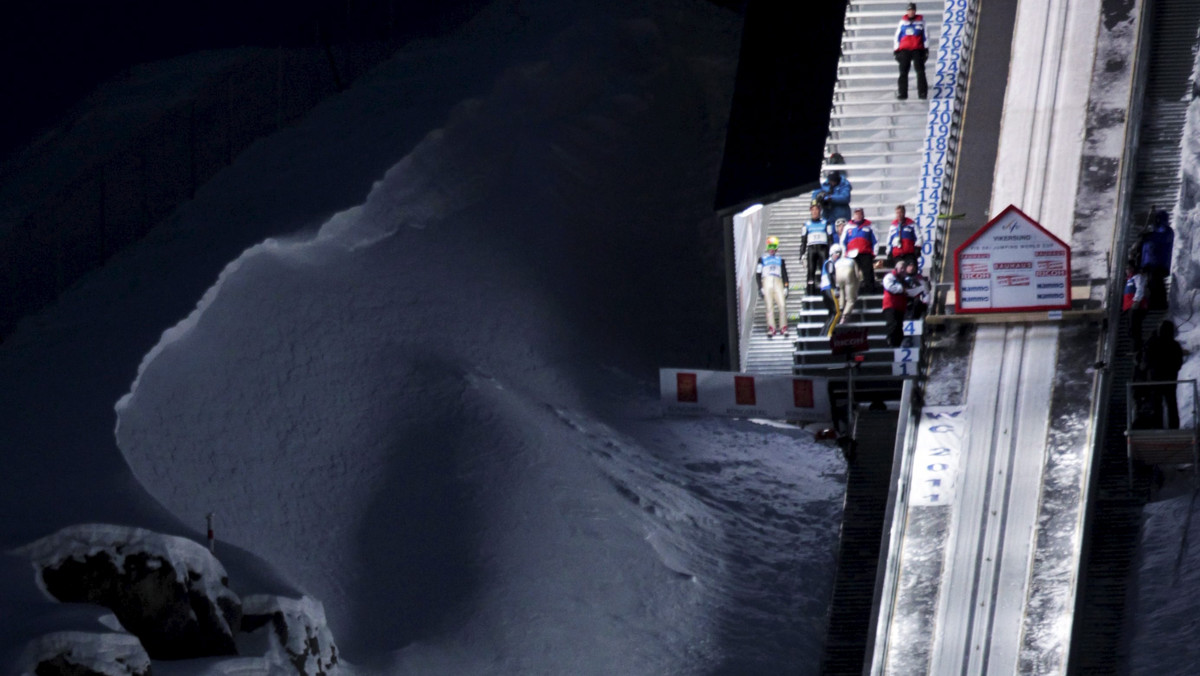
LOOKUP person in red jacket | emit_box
[841,207,878,293]
[894,3,928,100]
[888,205,919,267]
[1122,261,1148,352]
[881,260,909,347]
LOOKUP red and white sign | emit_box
[659,369,831,422]
[953,205,1071,313]
[830,325,870,355]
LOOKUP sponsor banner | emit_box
[660,369,831,421]
[911,406,966,506]
[831,325,870,354]
[953,205,1072,313]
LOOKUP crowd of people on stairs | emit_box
[755,151,929,347]
[1124,208,1187,431]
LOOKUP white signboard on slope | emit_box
[911,406,966,506]
[953,205,1071,313]
[660,369,831,422]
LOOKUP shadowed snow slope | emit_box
[3,1,851,674]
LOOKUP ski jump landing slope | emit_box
[873,0,1136,673]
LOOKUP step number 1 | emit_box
[893,347,917,376]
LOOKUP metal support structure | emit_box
[1125,379,1200,489]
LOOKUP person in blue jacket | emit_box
[1139,209,1174,310]
[811,170,852,224]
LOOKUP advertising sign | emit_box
[953,205,1071,313]
[830,325,870,355]
[660,369,831,422]
[911,406,966,506]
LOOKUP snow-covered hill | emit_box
[1,1,848,674]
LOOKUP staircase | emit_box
[818,410,899,676]
[1069,1,1200,672]
[827,1,941,216]
[741,0,940,380]
[741,199,810,375]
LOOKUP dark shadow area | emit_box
[344,355,480,658]
[714,0,847,213]
[1,0,489,161]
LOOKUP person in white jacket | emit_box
[833,245,862,324]
[903,260,930,321]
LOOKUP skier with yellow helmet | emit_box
[755,236,790,337]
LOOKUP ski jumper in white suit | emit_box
[756,252,790,332]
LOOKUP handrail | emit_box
[868,0,982,672]
[1125,379,1200,488]
[865,378,919,671]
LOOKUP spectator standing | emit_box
[842,207,878,293]
[812,170,853,224]
[888,205,920,267]
[1142,320,1185,428]
[1139,209,1174,310]
[756,236,790,338]
[801,203,836,294]
[820,245,843,335]
[834,245,862,324]
[894,3,928,100]
[881,260,909,347]
[1122,261,1148,352]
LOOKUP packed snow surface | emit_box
[1,0,849,674]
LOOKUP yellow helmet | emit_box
[766,236,779,249]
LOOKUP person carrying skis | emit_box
[1138,209,1174,310]
[801,203,836,294]
[894,3,928,100]
[841,207,878,293]
[756,236,790,338]
[834,243,862,324]
[888,205,920,267]
[820,245,843,335]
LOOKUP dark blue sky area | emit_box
[0,0,486,160]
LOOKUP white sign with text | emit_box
[954,205,1071,313]
[911,406,966,506]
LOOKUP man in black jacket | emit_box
[1142,320,1185,428]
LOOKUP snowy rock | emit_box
[16,524,241,660]
[240,595,339,676]
[21,629,150,676]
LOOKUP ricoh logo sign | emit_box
[953,205,1071,313]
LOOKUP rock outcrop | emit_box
[24,629,151,676]
[241,595,339,676]
[18,525,241,660]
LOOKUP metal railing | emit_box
[1125,378,1200,487]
